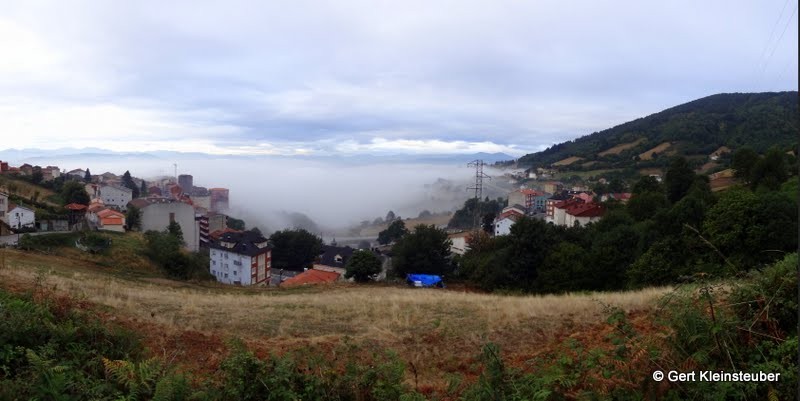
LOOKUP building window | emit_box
[233,270,237,275]
[212,261,216,265]
[233,260,241,266]
[224,254,228,259]
[224,273,228,278]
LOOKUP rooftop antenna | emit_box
[467,160,490,233]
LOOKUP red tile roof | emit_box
[280,269,340,287]
[496,209,524,222]
[97,209,124,218]
[64,203,88,211]
[565,203,605,217]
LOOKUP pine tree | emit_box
[84,168,91,183]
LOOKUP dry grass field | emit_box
[552,156,584,166]
[638,142,672,160]
[0,248,670,388]
[597,138,645,156]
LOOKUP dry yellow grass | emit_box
[1,250,667,338]
[598,138,645,156]
[552,156,584,166]
[638,142,672,160]
[1,249,671,385]
[0,176,58,205]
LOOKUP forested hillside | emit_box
[518,92,798,169]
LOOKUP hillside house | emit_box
[709,146,731,161]
[7,203,35,230]
[545,192,572,222]
[313,244,355,274]
[546,198,583,226]
[97,185,133,211]
[543,181,563,194]
[448,231,472,255]
[19,164,33,176]
[129,198,200,251]
[494,209,525,236]
[66,168,86,179]
[96,209,126,232]
[42,166,61,181]
[564,203,605,227]
[209,230,271,286]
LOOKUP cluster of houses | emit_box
[490,185,633,236]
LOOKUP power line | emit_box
[756,0,791,72]
[760,3,798,78]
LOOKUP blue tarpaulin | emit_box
[406,274,445,288]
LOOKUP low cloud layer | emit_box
[45,155,499,231]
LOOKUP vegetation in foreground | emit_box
[1,253,796,400]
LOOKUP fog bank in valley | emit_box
[41,155,509,233]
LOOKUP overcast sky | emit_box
[1,0,797,157]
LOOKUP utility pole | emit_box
[467,160,491,233]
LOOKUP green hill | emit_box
[518,92,798,171]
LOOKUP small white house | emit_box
[494,210,524,236]
[8,203,35,230]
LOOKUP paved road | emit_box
[0,231,71,246]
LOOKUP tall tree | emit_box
[84,168,92,183]
[750,147,788,191]
[378,219,408,245]
[344,250,382,282]
[269,228,323,270]
[664,157,695,203]
[731,147,758,181]
[167,221,184,243]
[385,210,396,222]
[60,181,90,205]
[121,170,140,199]
[391,224,453,277]
[126,206,142,231]
[140,180,147,197]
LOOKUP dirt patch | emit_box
[598,138,645,156]
[553,156,584,167]
[639,142,672,160]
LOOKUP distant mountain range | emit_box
[517,91,798,171]
[0,147,516,166]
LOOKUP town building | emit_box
[564,203,606,227]
[209,230,271,286]
[97,185,133,211]
[448,231,472,255]
[66,168,86,179]
[178,174,193,192]
[209,188,229,212]
[494,209,525,236]
[96,209,126,232]
[129,198,200,251]
[313,244,355,275]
